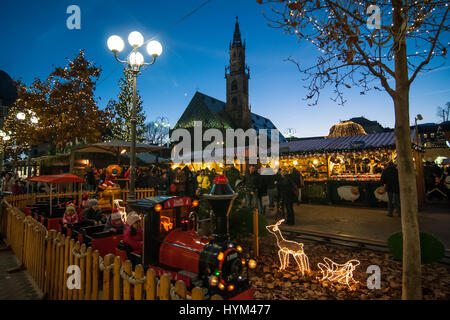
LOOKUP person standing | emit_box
[197,170,211,192]
[256,167,269,216]
[381,161,401,217]
[279,169,297,225]
[174,167,186,196]
[183,165,195,197]
[85,166,96,191]
[264,166,276,210]
[290,167,302,204]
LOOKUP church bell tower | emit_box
[225,17,251,129]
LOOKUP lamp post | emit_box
[415,114,423,145]
[3,110,39,176]
[107,31,163,203]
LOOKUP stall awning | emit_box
[281,130,417,154]
[25,174,85,183]
[323,130,416,151]
[73,141,164,155]
[280,137,339,153]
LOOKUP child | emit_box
[83,199,105,225]
[63,204,79,229]
[104,210,124,234]
[123,212,143,255]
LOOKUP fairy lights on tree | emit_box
[1,50,112,155]
[107,67,147,143]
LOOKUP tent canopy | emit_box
[25,174,85,184]
[73,141,164,155]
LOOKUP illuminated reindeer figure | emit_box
[113,199,127,222]
[266,219,310,276]
[317,257,360,290]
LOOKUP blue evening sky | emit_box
[0,0,449,137]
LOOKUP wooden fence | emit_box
[7,188,157,210]
[0,193,222,300]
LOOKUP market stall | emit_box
[279,130,425,207]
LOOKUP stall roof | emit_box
[25,174,85,183]
[280,137,340,153]
[280,130,417,154]
[73,141,164,155]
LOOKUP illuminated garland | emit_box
[317,257,360,290]
[266,219,310,276]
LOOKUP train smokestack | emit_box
[202,175,237,241]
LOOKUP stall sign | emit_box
[164,197,192,209]
[350,141,366,149]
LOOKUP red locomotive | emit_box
[125,175,255,300]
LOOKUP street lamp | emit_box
[107,31,163,203]
[415,114,423,145]
[15,110,39,177]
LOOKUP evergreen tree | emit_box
[108,68,147,143]
[1,50,111,154]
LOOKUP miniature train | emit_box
[26,175,255,299]
[125,175,255,299]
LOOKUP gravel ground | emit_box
[242,236,450,300]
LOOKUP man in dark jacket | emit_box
[256,167,269,215]
[244,166,259,208]
[278,169,297,225]
[290,167,303,204]
[85,166,96,191]
[147,170,160,190]
[381,161,401,217]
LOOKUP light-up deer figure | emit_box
[266,219,310,276]
[317,257,360,290]
[113,199,127,223]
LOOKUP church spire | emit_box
[232,16,242,47]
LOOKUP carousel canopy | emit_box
[25,174,85,183]
[327,121,367,138]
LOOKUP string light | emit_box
[266,219,310,276]
[317,257,360,290]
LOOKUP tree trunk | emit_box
[393,0,422,299]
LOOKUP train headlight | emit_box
[154,204,162,212]
[218,283,225,290]
[248,259,257,269]
[217,252,224,261]
[241,258,246,265]
[192,200,199,207]
[227,284,235,292]
[209,275,219,286]
[236,245,243,253]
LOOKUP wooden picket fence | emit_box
[0,194,222,300]
[7,188,157,210]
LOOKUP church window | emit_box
[231,80,237,91]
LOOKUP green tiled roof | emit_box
[174,92,234,129]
